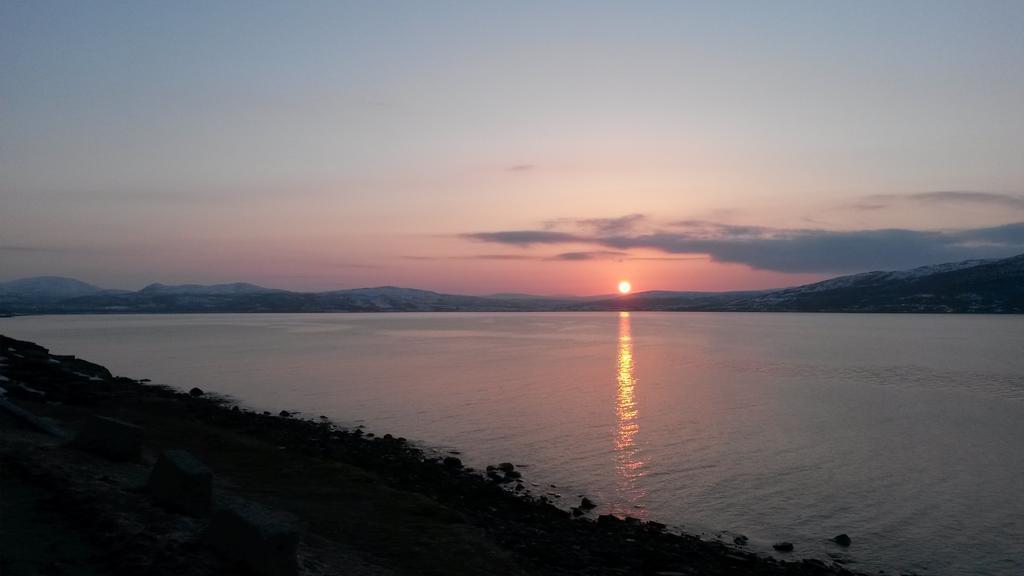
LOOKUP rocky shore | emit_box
[0,334,871,576]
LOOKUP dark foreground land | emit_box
[0,334,868,576]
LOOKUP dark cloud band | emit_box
[463,220,1024,274]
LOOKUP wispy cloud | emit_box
[847,191,1024,212]
[405,250,704,263]
[0,244,89,254]
[468,254,537,260]
[576,214,648,235]
[404,254,538,261]
[543,213,649,235]
[550,251,627,261]
[626,256,708,262]
[461,230,583,246]
[668,220,782,239]
[330,262,383,269]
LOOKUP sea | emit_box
[2,312,1022,575]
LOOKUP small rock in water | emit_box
[831,533,852,546]
[497,462,515,473]
[579,497,596,510]
[279,410,291,418]
[772,542,794,552]
[733,535,749,546]
[442,456,463,469]
[189,387,205,397]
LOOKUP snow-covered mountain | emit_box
[718,255,1023,313]
[763,259,995,297]
[0,276,116,302]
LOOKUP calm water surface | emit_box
[3,313,1023,575]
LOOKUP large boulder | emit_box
[0,398,68,439]
[74,415,143,461]
[206,497,303,576]
[149,449,213,517]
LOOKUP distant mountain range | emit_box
[2,253,1022,315]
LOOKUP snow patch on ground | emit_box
[884,259,991,280]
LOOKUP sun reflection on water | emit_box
[614,311,646,516]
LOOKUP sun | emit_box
[618,280,632,294]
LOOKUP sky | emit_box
[2,1,1024,295]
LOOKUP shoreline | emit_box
[3,308,1023,316]
[0,333,867,575]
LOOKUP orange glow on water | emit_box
[614,311,646,515]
